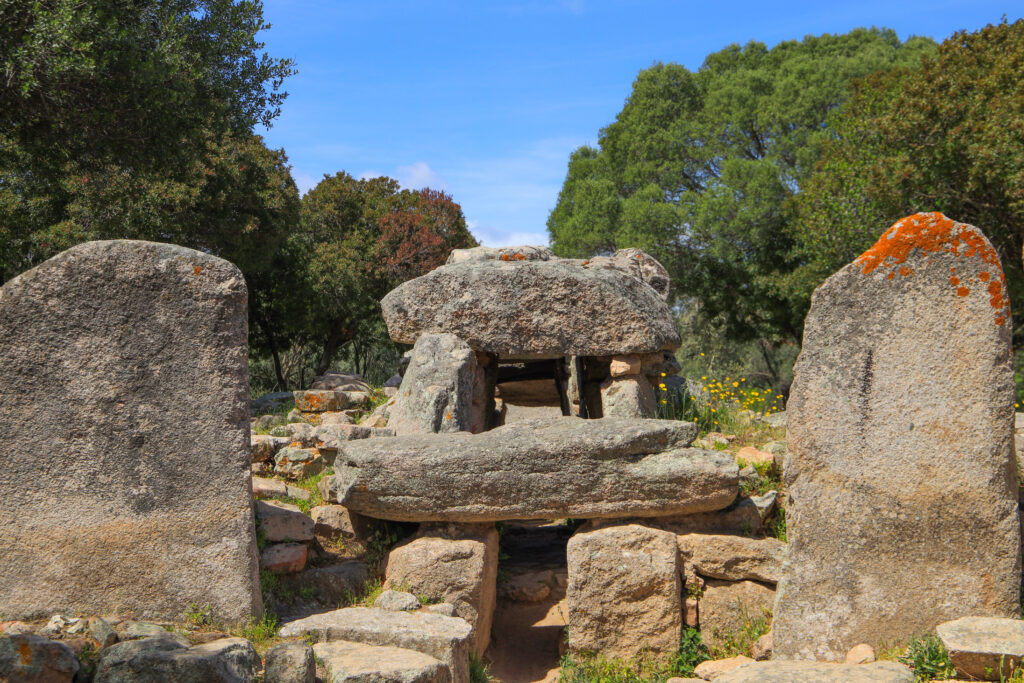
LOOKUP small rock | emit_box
[286,485,311,501]
[0,621,32,635]
[374,590,422,612]
[423,603,458,617]
[119,621,170,640]
[846,643,875,665]
[265,640,315,683]
[257,500,315,543]
[936,616,1024,681]
[751,633,772,661]
[252,476,288,499]
[273,447,324,480]
[40,614,67,636]
[0,634,79,682]
[262,543,308,574]
[684,597,699,628]
[89,618,119,649]
[764,411,786,428]
[694,655,755,680]
[252,434,290,463]
[320,411,354,425]
[762,441,786,456]
[499,570,555,603]
[294,390,346,412]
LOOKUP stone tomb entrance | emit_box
[382,245,682,431]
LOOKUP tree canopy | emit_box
[547,28,937,347]
[791,19,1024,338]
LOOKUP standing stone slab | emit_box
[385,523,499,656]
[773,213,1020,660]
[389,333,484,436]
[0,240,261,622]
[566,524,682,660]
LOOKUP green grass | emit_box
[707,605,771,659]
[470,653,495,683]
[559,628,709,683]
[897,634,956,681]
[233,612,279,649]
[281,468,330,514]
[183,603,214,629]
[261,569,316,603]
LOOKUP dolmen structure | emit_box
[3,215,1024,682]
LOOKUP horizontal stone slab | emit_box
[381,259,680,356]
[331,418,736,522]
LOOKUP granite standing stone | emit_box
[773,214,1021,660]
[0,240,261,622]
[388,333,484,435]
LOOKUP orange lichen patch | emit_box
[18,640,31,664]
[855,212,1009,325]
[511,252,527,261]
[500,254,510,261]
[193,265,202,275]
[444,412,453,420]
[887,272,895,280]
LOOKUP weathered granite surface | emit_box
[0,240,260,622]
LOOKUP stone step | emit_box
[314,640,449,683]
[712,660,915,682]
[279,607,472,683]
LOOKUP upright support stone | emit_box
[566,524,681,660]
[773,213,1021,660]
[389,333,486,435]
[0,240,261,622]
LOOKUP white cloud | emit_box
[358,169,384,181]
[395,161,447,191]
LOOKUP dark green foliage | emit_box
[792,19,1024,344]
[898,634,956,681]
[548,29,937,353]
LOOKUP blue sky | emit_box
[258,1,1020,247]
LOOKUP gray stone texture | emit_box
[313,640,449,683]
[676,534,785,584]
[714,660,915,682]
[936,616,1024,680]
[374,590,423,612]
[264,641,315,683]
[0,240,260,623]
[381,259,680,356]
[385,523,499,656]
[566,524,682,660]
[0,634,80,682]
[332,418,737,522]
[600,375,657,418]
[280,607,472,683]
[773,214,1021,660]
[94,636,260,682]
[388,334,485,435]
